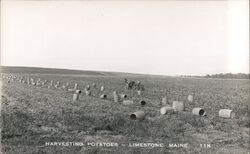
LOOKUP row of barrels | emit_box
[0,73,235,120]
[0,73,144,106]
[129,102,235,121]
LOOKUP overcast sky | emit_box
[1,0,249,76]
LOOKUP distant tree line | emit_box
[204,73,250,79]
[180,73,250,79]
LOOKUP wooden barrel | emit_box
[113,94,119,103]
[75,89,81,94]
[123,100,134,105]
[86,85,90,90]
[172,101,185,112]
[137,90,142,96]
[120,94,127,99]
[100,86,105,91]
[73,93,79,101]
[130,111,145,120]
[85,90,91,96]
[162,96,168,105]
[140,100,146,106]
[74,84,78,90]
[68,88,75,92]
[188,95,193,102]
[192,108,206,116]
[160,106,174,115]
[219,109,235,118]
[100,94,107,99]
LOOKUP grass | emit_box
[1,73,249,154]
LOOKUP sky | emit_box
[1,0,249,76]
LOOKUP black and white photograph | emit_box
[0,0,249,153]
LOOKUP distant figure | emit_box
[92,83,96,88]
[124,78,144,91]
[100,85,105,92]
[86,85,90,90]
[74,83,78,90]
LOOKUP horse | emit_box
[124,78,135,90]
[124,78,145,91]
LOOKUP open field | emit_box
[0,69,249,154]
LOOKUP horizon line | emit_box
[0,65,249,77]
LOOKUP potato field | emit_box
[1,72,249,154]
